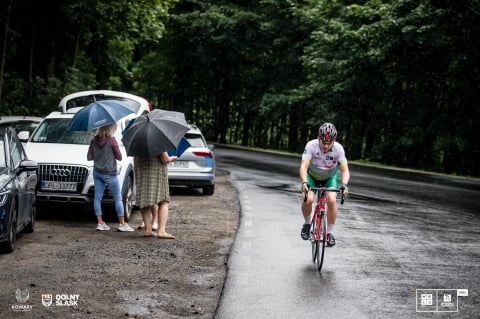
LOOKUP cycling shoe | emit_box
[327,233,336,246]
[301,223,311,240]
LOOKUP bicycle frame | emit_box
[312,189,327,240]
[305,187,344,271]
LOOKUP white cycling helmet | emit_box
[319,123,337,142]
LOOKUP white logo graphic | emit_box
[12,288,32,312]
[42,294,53,307]
[457,289,468,296]
[420,293,433,305]
[39,293,80,307]
[15,289,29,303]
[55,294,80,307]
[416,289,466,313]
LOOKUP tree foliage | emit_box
[298,0,480,175]
[0,0,174,114]
[1,0,478,176]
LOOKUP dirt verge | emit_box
[0,169,239,319]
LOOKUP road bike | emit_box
[305,186,345,271]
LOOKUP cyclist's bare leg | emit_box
[326,192,337,228]
[301,190,315,222]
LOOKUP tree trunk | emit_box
[0,0,13,107]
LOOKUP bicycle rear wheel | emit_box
[316,212,327,271]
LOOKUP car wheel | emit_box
[24,199,36,233]
[122,175,134,222]
[202,184,215,196]
[2,201,18,253]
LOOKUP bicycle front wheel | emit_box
[316,212,327,271]
[311,218,318,263]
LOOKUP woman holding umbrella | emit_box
[134,153,177,238]
[123,109,190,239]
[87,123,134,232]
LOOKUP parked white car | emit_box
[168,124,216,195]
[23,90,151,221]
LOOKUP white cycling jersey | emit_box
[302,140,347,181]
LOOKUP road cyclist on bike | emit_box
[299,122,350,246]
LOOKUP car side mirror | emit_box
[208,144,215,151]
[18,131,30,142]
[18,159,38,172]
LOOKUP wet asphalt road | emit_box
[213,146,480,319]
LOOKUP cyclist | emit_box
[299,122,350,246]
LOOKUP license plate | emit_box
[169,161,189,168]
[41,181,77,191]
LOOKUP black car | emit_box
[0,126,38,253]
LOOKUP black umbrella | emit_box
[122,109,190,159]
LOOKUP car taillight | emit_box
[193,151,213,158]
[148,102,153,111]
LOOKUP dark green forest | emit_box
[1,0,479,176]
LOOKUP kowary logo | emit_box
[12,289,32,312]
[15,289,29,303]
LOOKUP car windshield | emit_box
[31,118,95,145]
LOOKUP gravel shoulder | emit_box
[0,169,239,319]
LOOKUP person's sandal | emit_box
[143,232,156,237]
[157,232,175,239]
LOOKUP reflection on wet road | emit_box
[214,146,480,319]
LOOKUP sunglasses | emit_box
[320,139,333,145]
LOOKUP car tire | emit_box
[122,175,134,222]
[202,184,215,196]
[2,200,18,253]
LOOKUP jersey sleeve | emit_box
[301,140,314,161]
[336,143,348,165]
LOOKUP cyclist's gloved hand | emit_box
[340,183,349,195]
[301,182,310,192]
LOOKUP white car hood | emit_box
[25,143,92,165]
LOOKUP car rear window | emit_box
[185,133,206,148]
[65,95,141,114]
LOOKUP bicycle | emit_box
[304,186,345,271]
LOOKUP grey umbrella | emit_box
[122,109,190,159]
